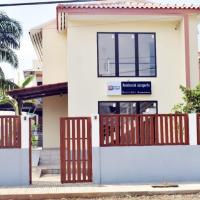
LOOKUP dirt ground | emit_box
[51,194,200,200]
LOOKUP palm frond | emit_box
[0,79,19,96]
[0,67,5,79]
[0,12,23,49]
[21,75,34,88]
[0,46,18,68]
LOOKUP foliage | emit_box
[0,12,23,68]
[0,70,34,115]
[32,135,38,148]
[172,83,200,113]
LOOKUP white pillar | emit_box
[21,115,30,149]
[189,113,197,145]
[91,114,101,184]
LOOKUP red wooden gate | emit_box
[60,117,92,183]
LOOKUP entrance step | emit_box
[39,149,60,166]
[32,167,42,178]
[41,168,60,175]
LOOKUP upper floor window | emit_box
[97,32,156,77]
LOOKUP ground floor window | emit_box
[98,101,158,115]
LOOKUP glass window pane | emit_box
[99,102,118,114]
[139,102,157,114]
[119,102,137,114]
[138,34,156,76]
[118,34,135,76]
[98,34,116,76]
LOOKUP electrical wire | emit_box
[0,0,100,7]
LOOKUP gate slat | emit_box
[9,118,12,147]
[140,116,144,145]
[160,116,164,144]
[165,116,169,144]
[1,118,4,147]
[150,116,155,145]
[184,115,189,144]
[170,115,173,144]
[179,116,183,144]
[82,119,86,181]
[87,118,92,182]
[115,116,120,145]
[72,119,76,182]
[120,116,124,145]
[77,119,81,182]
[136,116,140,145]
[131,116,135,145]
[60,118,66,183]
[5,118,8,147]
[174,115,178,144]
[67,119,71,182]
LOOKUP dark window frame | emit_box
[97,32,157,78]
[98,101,158,114]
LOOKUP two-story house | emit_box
[9,0,200,151]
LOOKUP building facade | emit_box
[30,0,200,148]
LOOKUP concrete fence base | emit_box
[92,113,200,184]
[0,115,30,186]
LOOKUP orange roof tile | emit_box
[57,0,200,10]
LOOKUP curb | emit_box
[1,190,200,200]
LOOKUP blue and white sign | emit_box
[121,81,151,95]
[107,82,121,96]
[107,81,151,96]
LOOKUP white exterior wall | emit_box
[66,17,196,117]
[42,21,67,84]
[189,15,199,88]
[42,21,68,148]
[43,95,68,148]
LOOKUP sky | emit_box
[1,0,200,82]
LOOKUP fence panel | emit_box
[197,114,200,144]
[100,114,189,146]
[0,116,21,148]
[60,117,92,183]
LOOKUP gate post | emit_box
[91,114,101,184]
[189,113,197,145]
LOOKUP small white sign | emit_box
[107,82,121,96]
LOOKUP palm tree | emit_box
[0,68,34,115]
[0,12,23,68]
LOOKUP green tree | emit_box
[0,68,34,115]
[0,12,22,68]
[172,83,200,113]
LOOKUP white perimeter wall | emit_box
[92,114,200,184]
[0,149,29,186]
[95,146,200,184]
[0,116,29,186]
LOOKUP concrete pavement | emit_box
[1,176,200,200]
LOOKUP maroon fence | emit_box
[197,114,200,144]
[60,117,92,183]
[100,114,189,146]
[0,116,21,148]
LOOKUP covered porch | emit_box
[8,82,68,181]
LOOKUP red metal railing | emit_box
[100,114,189,146]
[197,114,200,144]
[60,117,92,183]
[0,116,21,148]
